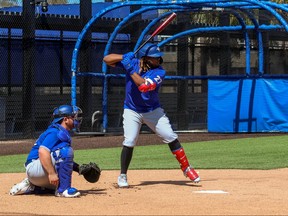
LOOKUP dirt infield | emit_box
[1,132,287,215]
[1,169,288,215]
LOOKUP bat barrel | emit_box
[134,12,177,55]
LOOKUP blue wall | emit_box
[208,79,288,132]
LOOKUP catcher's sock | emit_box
[9,178,35,195]
[120,146,134,174]
[55,187,80,198]
[118,174,129,188]
[33,186,55,195]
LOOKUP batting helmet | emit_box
[52,105,82,125]
[137,43,163,59]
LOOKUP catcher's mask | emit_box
[52,105,83,130]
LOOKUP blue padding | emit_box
[57,130,71,143]
[208,79,288,132]
[54,146,74,193]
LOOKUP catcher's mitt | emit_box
[79,162,101,183]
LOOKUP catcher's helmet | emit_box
[52,105,82,125]
[137,43,163,59]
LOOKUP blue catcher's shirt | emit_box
[26,123,71,163]
[117,59,166,113]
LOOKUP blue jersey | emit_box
[26,123,71,163]
[117,59,166,113]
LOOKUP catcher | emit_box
[9,105,101,198]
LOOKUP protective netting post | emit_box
[176,12,190,130]
[22,0,36,138]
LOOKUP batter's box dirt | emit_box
[1,169,288,215]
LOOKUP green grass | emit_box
[1,135,288,173]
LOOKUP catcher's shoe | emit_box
[184,167,200,183]
[55,187,80,198]
[9,178,35,195]
[118,174,129,188]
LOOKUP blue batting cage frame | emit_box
[71,0,288,133]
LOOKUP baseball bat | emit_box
[134,12,177,54]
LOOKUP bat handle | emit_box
[134,35,153,55]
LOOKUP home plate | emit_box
[193,190,228,194]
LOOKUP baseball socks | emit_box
[168,139,200,183]
[118,146,134,188]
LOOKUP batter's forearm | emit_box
[103,54,123,67]
[130,73,145,86]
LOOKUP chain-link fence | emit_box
[0,1,287,139]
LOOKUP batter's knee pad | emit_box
[53,146,74,193]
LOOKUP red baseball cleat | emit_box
[184,167,200,183]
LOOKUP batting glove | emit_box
[122,52,135,60]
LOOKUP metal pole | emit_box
[22,0,36,138]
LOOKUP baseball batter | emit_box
[103,43,200,187]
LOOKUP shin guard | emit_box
[53,146,74,193]
[172,147,200,182]
[172,147,190,172]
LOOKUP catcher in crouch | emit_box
[9,105,101,198]
[103,43,200,188]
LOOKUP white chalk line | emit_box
[193,190,229,194]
